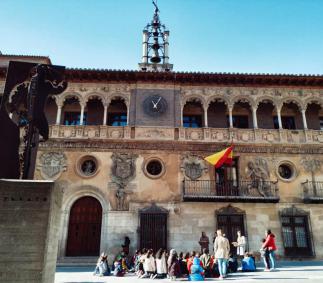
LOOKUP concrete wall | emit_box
[0,179,63,283]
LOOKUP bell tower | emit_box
[139,0,173,72]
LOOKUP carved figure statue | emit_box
[199,231,210,253]
[122,236,131,255]
[246,158,270,197]
[116,188,126,211]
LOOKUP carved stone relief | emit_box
[245,157,272,197]
[181,154,208,180]
[111,152,138,187]
[37,152,67,180]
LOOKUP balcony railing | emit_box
[302,181,323,203]
[46,125,323,145]
[183,180,279,203]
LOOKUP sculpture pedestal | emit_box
[0,179,63,283]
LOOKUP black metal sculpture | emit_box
[0,61,67,179]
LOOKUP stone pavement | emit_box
[55,261,323,283]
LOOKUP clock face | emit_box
[143,95,168,117]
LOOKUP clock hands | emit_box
[151,97,162,109]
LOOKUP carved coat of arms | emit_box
[111,153,138,186]
[181,154,207,180]
[37,152,67,180]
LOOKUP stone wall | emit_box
[0,180,63,283]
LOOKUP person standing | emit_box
[214,229,230,279]
[232,231,246,257]
[155,249,167,279]
[262,229,277,270]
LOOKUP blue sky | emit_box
[0,0,323,74]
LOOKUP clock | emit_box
[143,95,168,117]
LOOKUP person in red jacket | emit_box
[262,229,277,270]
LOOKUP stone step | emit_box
[57,257,97,266]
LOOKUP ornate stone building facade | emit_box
[1,56,323,261]
[0,3,323,262]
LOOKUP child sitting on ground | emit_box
[241,252,256,272]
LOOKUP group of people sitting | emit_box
[93,229,277,280]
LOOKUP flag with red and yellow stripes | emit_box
[204,146,234,168]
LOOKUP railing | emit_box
[302,181,323,203]
[46,125,323,144]
[183,179,279,202]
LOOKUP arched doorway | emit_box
[66,196,102,256]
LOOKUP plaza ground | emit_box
[55,261,323,283]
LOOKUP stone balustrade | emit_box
[47,125,323,144]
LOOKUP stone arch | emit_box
[231,96,256,108]
[58,185,109,260]
[109,93,130,107]
[206,96,230,108]
[58,92,84,106]
[304,97,323,110]
[255,96,278,129]
[84,92,105,104]
[182,95,206,108]
[280,97,304,111]
[255,96,278,109]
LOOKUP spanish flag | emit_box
[204,146,234,168]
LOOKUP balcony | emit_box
[182,180,279,203]
[47,125,323,145]
[302,181,323,203]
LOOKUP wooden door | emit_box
[66,196,102,256]
[217,214,245,255]
[140,213,167,252]
[281,215,313,257]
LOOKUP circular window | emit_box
[276,161,296,182]
[278,164,292,179]
[147,160,162,175]
[81,159,97,176]
[144,158,165,179]
[76,155,99,178]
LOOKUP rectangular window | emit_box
[273,116,296,129]
[63,112,87,126]
[107,113,127,126]
[214,158,239,197]
[183,115,202,128]
[281,215,313,257]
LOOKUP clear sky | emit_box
[1,0,323,74]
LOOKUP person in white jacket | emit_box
[155,249,167,279]
[140,249,156,278]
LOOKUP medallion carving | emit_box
[181,154,208,180]
[111,152,138,186]
[37,152,67,180]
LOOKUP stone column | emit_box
[180,105,184,127]
[228,106,233,128]
[56,105,62,125]
[126,104,130,125]
[204,105,208,127]
[103,104,108,125]
[252,107,258,129]
[301,109,308,130]
[277,107,283,129]
[79,104,85,126]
